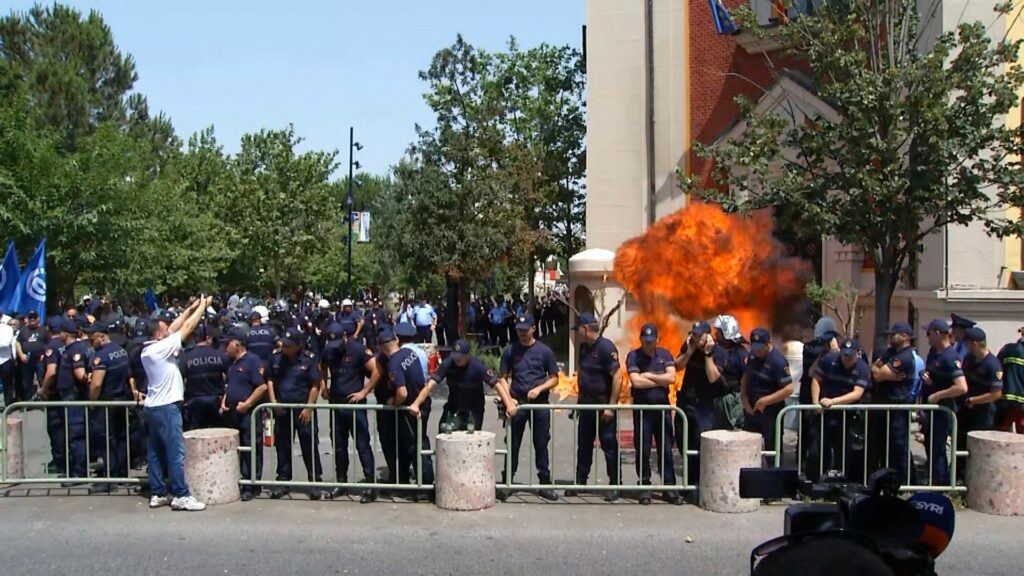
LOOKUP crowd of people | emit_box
[2,289,1022,510]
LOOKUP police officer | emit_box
[411,297,436,344]
[336,298,364,340]
[798,317,839,476]
[488,299,508,347]
[397,322,428,377]
[83,320,131,493]
[367,327,400,489]
[996,328,1024,433]
[362,299,388,352]
[56,317,90,484]
[222,331,267,501]
[950,313,976,361]
[626,324,681,505]
[712,315,749,431]
[245,311,277,369]
[182,325,228,430]
[40,317,66,474]
[807,338,868,481]
[741,328,794,460]
[126,318,150,468]
[321,321,378,502]
[565,312,622,501]
[919,319,968,485]
[869,322,919,483]
[495,313,559,502]
[378,323,435,500]
[958,327,1003,446]
[14,310,47,401]
[429,339,498,433]
[675,320,727,502]
[267,327,324,500]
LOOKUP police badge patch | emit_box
[94,357,102,366]
[73,353,81,362]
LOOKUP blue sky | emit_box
[8,0,584,177]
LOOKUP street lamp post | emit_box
[346,126,362,298]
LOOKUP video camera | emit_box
[739,468,955,576]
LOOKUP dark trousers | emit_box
[88,406,128,478]
[230,408,262,483]
[185,395,223,430]
[436,325,448,347]
[329,397,375,480]
[128,408,148,467]
[377,409,398,484]
[19,356,43,400]
[47,406,66,469]
[806,411,852,482]
[504,405,551,480]
[415,326,432,344]
[439,404,484,433]
[575,403,620,484]
[397,408,434,485]
[633,405,676,485]
[489,324,506,347]
[66,405,88,478]
[678,400,716,484]
[925,409,955,485]
[0,361,14,406]
[957,405,995,482]
[865,408,910,483]
[274,407,323,481]
[742,403,783,464]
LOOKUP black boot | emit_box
[537,474,558,502]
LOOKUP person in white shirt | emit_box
[141,296,211,511]
[0,313,16,406]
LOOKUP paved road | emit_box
[0,494,1018,576]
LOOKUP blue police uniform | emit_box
[489,304,508,346]
[57,339,91,479]
[626,345,677,487]
[336,309,363,336]
[246,324,278,368]
[678,329,729,486]
[42,337,65,471]
[270,349,324,485]
[373,348,399,485]
[90,340,131,480]
[412,303,436,344]
[226,350,266,488]
[388,346,435,486]
[362,307,388,351]
[182,344,228,430]
[922,345,963,485]
[741,347,792,452]
[807,352,869,481]
[500,337,559,484]
[323,329,376,484]
[575,335,621,486]
[870,344,918,482]
[432,351,498,432]
[125,329,149,468]
[960,351,1002,439]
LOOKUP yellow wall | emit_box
[1006,4,1024,277]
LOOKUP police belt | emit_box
[577,393,611,405]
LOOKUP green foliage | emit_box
[689,1,1024,348]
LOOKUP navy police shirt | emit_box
[432,356,498,410]
[388,346,430,409]
[270,350,322,403]
[924,346,964,409]
[679,342,728,404]
[876,346,918,403]
[500,340,559,400]
[577,336,620,399]
[626,346,674,404]
[743,348,792,404]
[722,344,749,389]
[963,352,1002,406]
[813,352,869,400]
[324,338,375,397]
[225,352,266,408]
[93,341,131,400]
[57,340,90,401]
[183,344,228,399]
[246,325,278,365]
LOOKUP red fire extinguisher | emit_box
[428,350,440,374]
[263,414,275,447]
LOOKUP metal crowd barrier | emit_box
[1,400,141,486]
[244,402,434,492]
[772,404,968,492]
[500,404,696,493]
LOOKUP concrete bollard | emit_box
[699,430,762,513]
[966,430,1024,516]
[435,431,496,511]
[184,427,240,505]
[4,416,23,480]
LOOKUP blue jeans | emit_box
[144,403,190,498]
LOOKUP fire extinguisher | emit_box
[428,350,440,374]
[263,414,275,447]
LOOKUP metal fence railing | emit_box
[772,404,968,492]
[1,400,141,486]
[244,402,434,493]
[499,404,696,494]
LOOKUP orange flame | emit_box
[613,202,811,403]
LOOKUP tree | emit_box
[689,1,1024,350]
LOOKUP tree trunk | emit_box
[873,268,896,357]
[445,276,460,340]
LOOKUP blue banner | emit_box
[14,239,46,317]
[145,288,159,312]
[0,240,20,313]
[710,0,739,35]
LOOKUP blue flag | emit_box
[14,239,46,317]
[710,0,739,35]
[145,288,159,312]
[0,240,20,313]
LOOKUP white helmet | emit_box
[318,299,330,309]
[341,298,354,307]
[713,315,743,342]
[252,305,269,322]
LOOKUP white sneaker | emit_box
[149,495,171,508]
[170,495,207,511]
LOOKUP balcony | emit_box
[733,0,822,54]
